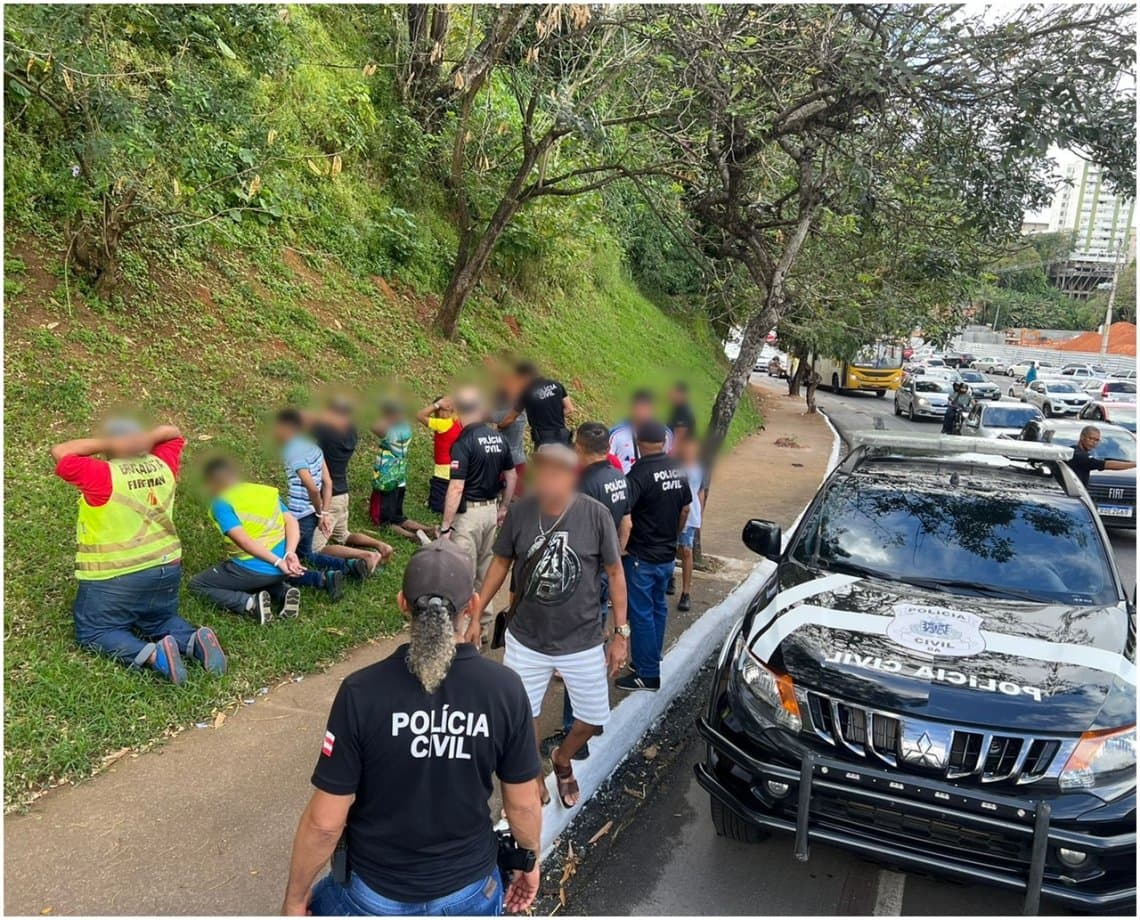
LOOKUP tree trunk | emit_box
[805,364,820,414]
[702,302,777,470]
[434,138,548,338]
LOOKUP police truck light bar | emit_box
[849,431,1074,463]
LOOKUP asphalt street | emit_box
[561,374,1135,917]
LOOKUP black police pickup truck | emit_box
[698,433,1136,913]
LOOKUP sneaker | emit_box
[615,673,660,693]
[324,570,345,601]
[189,627,227,675]
[677,592,691,612]
[281,586,301,619]
[151,635,187,685]
[346,558,370,582]
[666,575,676,596]
[251,590,273,626]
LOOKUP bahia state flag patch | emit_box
[322,730,335,757]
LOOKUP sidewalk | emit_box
[3,383,832,916]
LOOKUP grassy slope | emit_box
[3,236,760,809]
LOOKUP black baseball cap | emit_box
[402,540,475,612]
[636,420,669,444]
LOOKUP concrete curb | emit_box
[540,407,843,854]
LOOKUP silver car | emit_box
[957,368,1000,400]
[894,377,952,421]
[1022,378,1089,417]
[970,356,1006,374]
[960,401,1044,438]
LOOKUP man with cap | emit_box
[283,540,542,917]
[608,389,673,474]
[616,421,691,693]
[440,386,517,644]
[51,419,226,683]
[472,442,629,806]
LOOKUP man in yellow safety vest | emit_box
[190,456,339,623]
[52,419,226,684]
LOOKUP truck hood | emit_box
[748,573,1135,733]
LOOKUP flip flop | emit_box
[550,746,579,808]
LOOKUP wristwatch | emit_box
[613,623,631,639]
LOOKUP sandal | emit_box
[550,746,580,808]
[537,773,551,807]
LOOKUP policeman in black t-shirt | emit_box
[667,381,698,446]
[441,388,517,647]
[616,421,691,693]
[283,540,542,917]
[1067,424,1137,487]
[497,361,575,448]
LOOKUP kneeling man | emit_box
[473,443,628,807]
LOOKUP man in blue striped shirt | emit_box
[275,409,357,598]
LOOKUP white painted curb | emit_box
[539,403,843,855]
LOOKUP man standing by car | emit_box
[441,387,518,645]
[283,540,542,916]
[472,443,629,806]
[1066,425,1137,486]
[617,422,691,693]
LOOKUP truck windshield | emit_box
[791,476,1118,606]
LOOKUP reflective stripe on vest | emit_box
[217,482,286,561]
[75,454,180,580]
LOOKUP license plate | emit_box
[1097,505,1133,518]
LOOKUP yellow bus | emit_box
[817,340,905,397]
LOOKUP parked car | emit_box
[1111,368,1136,380]
[1006,360,1057,379]
[894,377,952,421]
[1020,417,1137,529]
[970,356,1006,374]
[1080,400,1137,434]
[960,401,1044,438]
[1022,379,1089,417]
[942,352,976,368]
[754,345,788,374]
[1097,379,1137,403]
[767,356,786,378]
[1061,363,1108,378]
[957,369,1000,400]
[701,432,1135,911]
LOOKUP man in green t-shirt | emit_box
[370,401,436,543]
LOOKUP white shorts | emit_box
[504,633,610,728]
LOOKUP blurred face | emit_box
[205,468,238,497]
[273,421,297,445]
[630,398,654,425]
[533,458,577,507]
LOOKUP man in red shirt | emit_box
[52,419,226,684]
[416,396,463,514]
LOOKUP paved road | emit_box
[567,375,1133,917]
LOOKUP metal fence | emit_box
[950,340,1136,375]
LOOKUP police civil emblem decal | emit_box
[886,604,986,658]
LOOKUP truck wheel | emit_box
[832,373,841,393]
[908,403,916,422]
[874,389,886,398]
[710,797,770,843]
[1043,403,1053,418]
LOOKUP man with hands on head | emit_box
[282,540,542,917]
[439,386,517,646]
[52,418,226,684]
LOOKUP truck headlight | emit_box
[729,646,802,732]
[1059,726,1136,790]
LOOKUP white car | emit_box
[1005,360,1058,379]
[1060,363,1108,379]
[1022,379,1090,417]
[970,356,1006,374]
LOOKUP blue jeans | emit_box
[73,564,197,667]
[623,555,673,680]
[297,514,349,572]
[562,571,609,733]
[310,868,502,916]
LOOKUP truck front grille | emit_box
[803,691,1071,786]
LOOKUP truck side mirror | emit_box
[742,519,782,563]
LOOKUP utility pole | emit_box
[1099,240,1126,358]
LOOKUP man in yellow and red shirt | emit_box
[52,419,226,685]
[416,395,463,514]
